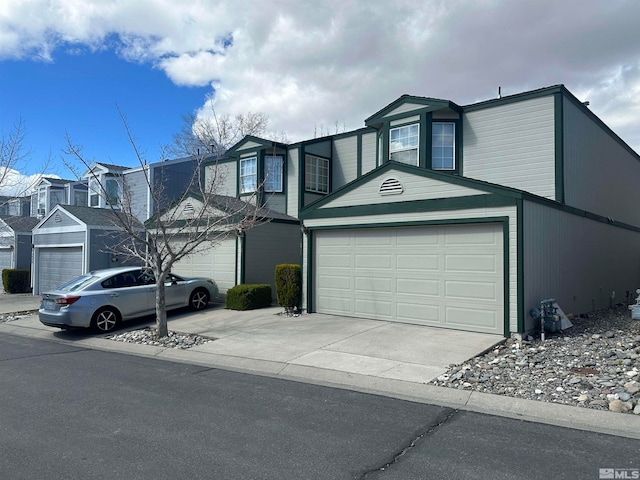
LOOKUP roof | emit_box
[204,194,299,222]
[56,205,144,229]
[40,177,77,185]
[0,215,39,232]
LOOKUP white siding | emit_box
[384,102,427,117]
[318,169,489,209]
[332,136,358,189]
[523,200,640,331]
[303,205,519,333]
[287,148,299,217]
[361,132,377,175]
[463,95,556,199]
[563,97,640,226]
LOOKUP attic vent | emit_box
[54,213,62,223]
[379,177,404,196]
[183,203,195,217]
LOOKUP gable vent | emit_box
[379,177,404,196]
[54,213,62,223]
[183,203,195,217]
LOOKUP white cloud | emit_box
[0,170,52,197]
[2,0,639,148]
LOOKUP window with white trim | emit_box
[240,157,257,193]
[264,155,283,192]
[389,123,419,165]
[105,178,120,206]
[432,122,455,170]
[305,154,329,194]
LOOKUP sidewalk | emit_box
[1,299,639,439]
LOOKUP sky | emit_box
[1,0,640,195]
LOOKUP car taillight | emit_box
[55,296,81,306]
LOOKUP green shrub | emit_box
[275,264,301,315]
[2,269,31,294]
[225,284,272,310]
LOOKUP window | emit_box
[89,177,100,207]
[432,122,455,170]
[265,155,283,192]
[240,157,257,193]
[389,124,419,165]
[105,178,120,205]
[305,155,329,194]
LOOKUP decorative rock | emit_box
[634,404,640,415]
[624,381,640,394]
[609,399,632,413]
[604,331,616,338]
[617,392,631,402]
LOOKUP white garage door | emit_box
[171,238,236,294]
[314,223,504,334]
[0,248,13,272]
[38,247,83,293]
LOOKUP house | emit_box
[31,204,143,294]
[295,85,640,337]
[0,216,39,272]
[31,177,88,218]
[0,195,31,217]
[152,193,300,297]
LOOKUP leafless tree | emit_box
[0,116,50,207]
[64,109,268,337]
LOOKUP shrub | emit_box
[275,264,301,315]
[225,284,272,310]
[2,269,31,294]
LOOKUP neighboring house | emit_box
[294,85,640,337]
[31,177,88,218]
[0,216,39,272]
[82,163,127,209]
[31,204,143,294]
[152,193,300,297]
[0,196,31,217]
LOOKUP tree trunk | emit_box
[155,280,169,337]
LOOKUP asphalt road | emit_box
[1,334,638,480]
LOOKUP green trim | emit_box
[365,95,462,127]
[298,145,305,215]
[420,112,430,168]
[463,85,564,113]
[554,93,565,203]
[516,199,524,333]
[303,194,517,220]
[305,216,510,336]
[239,234,246,284]
[356,133,362,178]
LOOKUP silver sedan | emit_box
[39,266,219,333]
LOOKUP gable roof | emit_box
[365,95,462,128]
[0,215,39,233]
[40,205,144,230]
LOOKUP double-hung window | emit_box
[389,124,419,165]
[264,155,283,192]
[240,157,257,193]
[105,178,120,206]
[305,155,329,194]
[432,122,455,170]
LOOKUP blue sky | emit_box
[1,0,640,195]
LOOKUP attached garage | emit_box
[313,223,504,334]
[36,246,83,293]
[0,248,11,271]
[171,237,237,294]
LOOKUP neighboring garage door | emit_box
[0,248,12,272]
[38,247,83,293]
[313,223,504,334]
[171,238,236,294]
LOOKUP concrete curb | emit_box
[2,316,639,440]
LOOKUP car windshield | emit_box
[56,274,98,292]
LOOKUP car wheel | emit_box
[189,289,210,310]
[91,307,120,333]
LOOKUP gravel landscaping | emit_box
[431,304,640,415]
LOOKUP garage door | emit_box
[0,248,12,272]
[171,238,236,294]
[38,247,83,293]
[313,223,504,334]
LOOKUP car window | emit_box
[57,274,97,292]
[101,270,144,289]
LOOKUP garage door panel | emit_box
[314,224,504,334]
[171,239,235,293]
[38,247,83,294]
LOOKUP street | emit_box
[0,333,638,480]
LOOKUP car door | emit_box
[102,270,154,319]
[164,273,187,308]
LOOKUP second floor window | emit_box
[240,157,257,193]
[389,124,419,165]
[105,178,120,206]
[432,122,455,170]
[264,155,283,193]
[305,154,329,194]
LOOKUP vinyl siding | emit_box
[262,193,286,214]
[15,233,32,269]
[244,222,301,299]
[522,200,640,332]
[303,205,518,333]
[287,148,299,218]
[124,169,150,221]
[38,210,81,229]
[385,102,426,117]
[332,135,358,189]
[305,140,332,158]
[33,231,85,246]
[463,95,556,199]
[317,170,489,209]
[206,161,237,197]
[361,132,377,175]
[563,97,640,226]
